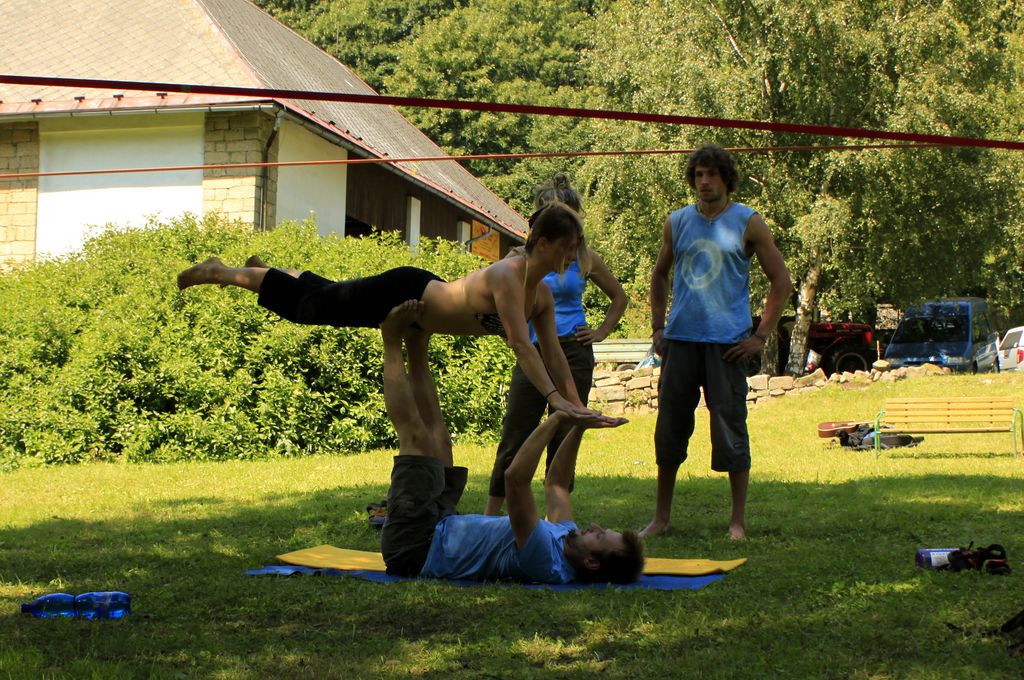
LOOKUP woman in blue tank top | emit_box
[485,173,628,515]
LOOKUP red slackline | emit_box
[1,74,1022,151]
[0,143,942,181]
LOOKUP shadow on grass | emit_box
[2,471,1021,678]
[885,450,1016,461]
[154,495,228,508]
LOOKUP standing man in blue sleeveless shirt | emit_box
[640,145,791,540]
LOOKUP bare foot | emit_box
[380,300,424,339]
[245,255,269,268]
[177,257,224,290]
[638,519,671,538]
[728,523,746,541]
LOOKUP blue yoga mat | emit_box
[246,564,724,591]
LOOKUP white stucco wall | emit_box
[406,196,421,250]
[36,113,204,257]
[275,121,347,236]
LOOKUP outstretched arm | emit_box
[505,412,569,549]
[543,425,585,524]
[545,416,629,524]
[532,287,584,406]
[489,265,597,421]
[506,413,628,547]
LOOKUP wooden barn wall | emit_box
[346,163,459,241]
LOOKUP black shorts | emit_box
[257,266,444,328]
[380,455,468,577]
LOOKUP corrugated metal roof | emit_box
[0,0,526,236]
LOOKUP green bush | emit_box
[0,215,515,468]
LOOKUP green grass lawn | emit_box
[2,373,1023,679]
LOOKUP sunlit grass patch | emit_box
[2,372,1022,678]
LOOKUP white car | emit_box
[997,326,1024,371]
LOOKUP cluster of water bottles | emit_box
[21,592,130,619]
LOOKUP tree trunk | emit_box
[760,314,781,375]
[785,250,821,375]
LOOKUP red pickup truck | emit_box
[756,319,878,376]
[801,321,878,374]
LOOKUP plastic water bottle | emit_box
[916,548,957,569]
[20,593,75,617]
[73,592,131,619]
[21,592,130,619]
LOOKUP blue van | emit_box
[884,298,999,373]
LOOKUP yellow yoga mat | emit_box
[642,556,747,576]
[278,545,746,577]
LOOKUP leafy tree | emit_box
[382,0,605,213]
[977,22,1024,326]
[250,0,1024,348]
[580,0,1023,372]
[253,0,466,91]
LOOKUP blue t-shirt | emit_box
[528,261,587,343]
[665,202,755,344]
[419,515,578,583]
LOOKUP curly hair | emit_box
[686,144,739,194]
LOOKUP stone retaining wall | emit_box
[589,361,949,415]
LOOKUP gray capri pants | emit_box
[380,455,468,577]
[654,340,751,472]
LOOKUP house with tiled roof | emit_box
[0,0,525,265]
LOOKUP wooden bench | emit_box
[873,396,1023,458]
[592,338,655,367]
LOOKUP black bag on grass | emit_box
[838,424,922,450]
[939,543,1011,575]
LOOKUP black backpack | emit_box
[939,543,1011,576]
[838,424,922,450]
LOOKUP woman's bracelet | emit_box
[753,331,767,343]
[544,388,558,401]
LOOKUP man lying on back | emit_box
[378,300,644,584]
